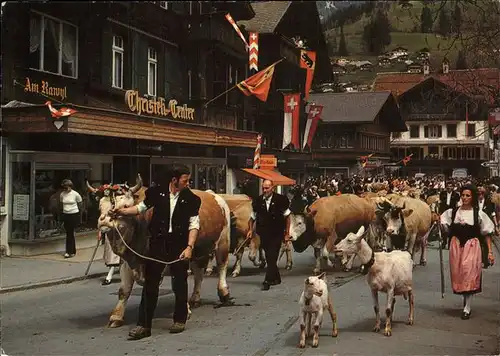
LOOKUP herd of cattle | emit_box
[86,175,440,329]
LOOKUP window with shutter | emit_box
[438,126,442,137]
[424,126,429,138]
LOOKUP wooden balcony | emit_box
[188,15,247,55]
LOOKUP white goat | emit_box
[298,272,338,348]
[334,226,415,337]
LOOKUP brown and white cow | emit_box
[205,194,292,277]
[378,195,432,266]
[93,175,232,328]
[288,194,377,274]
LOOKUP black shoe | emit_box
[269,279,281,286]
[128,326,151,340]
[261,282,270,291]
[101,279,112,285]
[461,311,471,320]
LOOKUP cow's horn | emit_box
[86,180,98,193]
[129,174,143,194]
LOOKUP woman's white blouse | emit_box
[440,208,495,235]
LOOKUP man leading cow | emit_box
[247,179,291,291]
[112,164,200,339]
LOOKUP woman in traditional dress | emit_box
[100,230,120,285]
[440,184,495,319]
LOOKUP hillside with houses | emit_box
[315,0,497,93]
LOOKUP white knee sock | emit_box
[106,267,114,281]
[463,294,472,313]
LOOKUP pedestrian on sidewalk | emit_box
[440,184,495,320]
[59,179,83,258]
[112,164,200,339]
[247,179,291,291]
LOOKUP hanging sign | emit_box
[125,90,195,121]
[24,77,68,101]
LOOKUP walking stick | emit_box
[85,233,102,276]
[437,221,445,298]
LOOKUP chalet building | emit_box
[0,1,260,255]
[238,1,332,185]
[305,92,407,178]
[374,64,500,177]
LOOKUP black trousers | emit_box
[261,234,282,284]
[62,213,79,254]
[137,236,189,328]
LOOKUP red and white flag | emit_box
[225,13,249,50]
[302,105,323,150]
[282,93,300,149]
[253,133,262,169]
[45,101,77,118]
[249,32,259,73]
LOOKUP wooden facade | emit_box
[1,1,257,146]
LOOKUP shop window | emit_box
[34,168,102,240]
[0,143,6,207]
[29,11,78,78]
[217,164,226,194]
[112,35,124,89]
[447,124,457,138]
[409,125,419,138]
[10,162,31,240]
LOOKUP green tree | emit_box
[456,50,467,69]
[362,11,392,54]
[420,6,433,33]
[438,9,451,36]
[338,26,349,56]
[452,4,462,33]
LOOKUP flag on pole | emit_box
[402,153,413,166]
[253,133,262,169]
[236,61,278,102]
[302,105,323,149]
[300,50,316,101]
[225,13,249,50]
[282,93,300,149]
[360,153,374,168]
[249,32,259,73]
[465,102,469,137]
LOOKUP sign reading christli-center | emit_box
[125,90,195,121]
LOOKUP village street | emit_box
[1,245,499,356]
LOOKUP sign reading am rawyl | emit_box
[125,90,195,121]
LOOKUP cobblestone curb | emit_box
[0,272,110,294]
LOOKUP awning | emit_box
[242,169,296,185]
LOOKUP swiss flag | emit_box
[282,93,300,149]
[302,105,323,150]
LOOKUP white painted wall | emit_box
[0,140,11,255]
[392,121,489,144]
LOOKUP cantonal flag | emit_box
[236,61,279,102]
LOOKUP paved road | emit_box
[1,245,499,356]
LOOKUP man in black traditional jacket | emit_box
[113,164,201,339]
[247,179,291,291]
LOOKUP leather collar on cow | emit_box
[360,250,375,275]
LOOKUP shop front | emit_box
[3,104,256,256]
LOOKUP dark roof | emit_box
[308,91,407,131]
[238,1,291,33]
